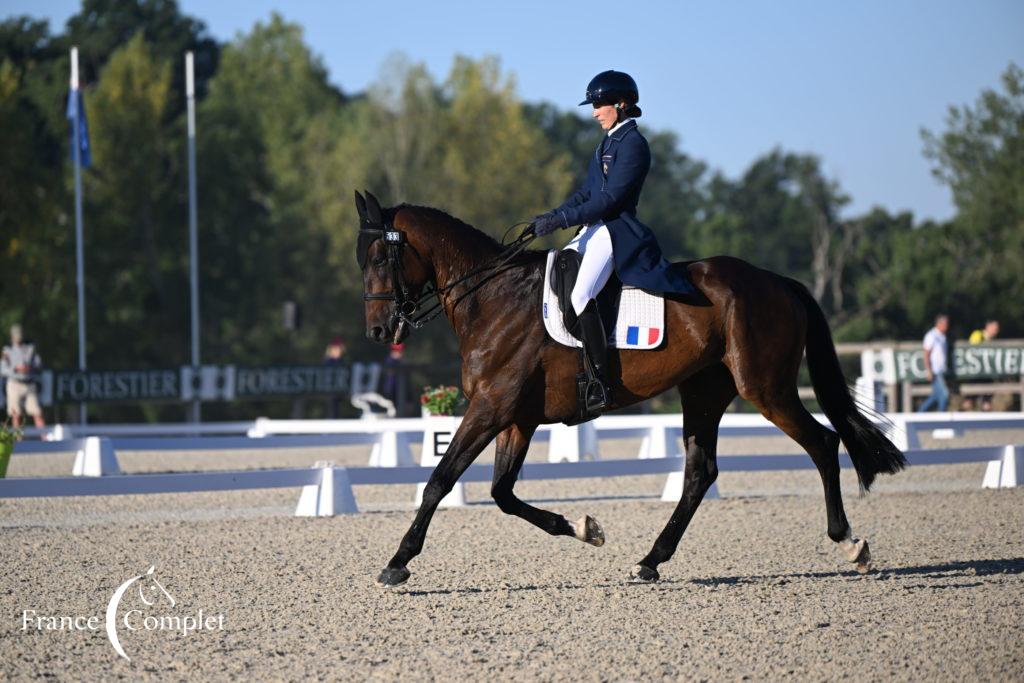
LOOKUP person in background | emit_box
[968,319,999,345]
[918,314,950,412]
[322,337,347,418]
[964,319,1000,411]
[381,343,406,413]
[2,324,46,428]
[323,337,346,365]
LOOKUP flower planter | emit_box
[0,440,13,479]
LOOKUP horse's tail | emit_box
[784,278,907,490]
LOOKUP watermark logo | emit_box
[21,565,225,662]
[106,566,173,660]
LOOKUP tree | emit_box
[0,18,75,366]
[196,14,347,365]
[84,33,183,368]
[921,62,1024,336]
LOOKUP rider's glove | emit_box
[532,211,567,237]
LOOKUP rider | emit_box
[533,70,698,414]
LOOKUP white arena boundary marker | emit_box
[2,446,1019,518]
[71,436,121,476]
[295,462,358,516]
[548,422,600,462]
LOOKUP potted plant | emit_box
[420,385,462,417]
[0,420,21,479]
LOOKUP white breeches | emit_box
[565,222,615,315]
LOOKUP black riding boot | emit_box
[573,300,613,413]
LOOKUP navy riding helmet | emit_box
[579,70,641,115]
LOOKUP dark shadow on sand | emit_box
[395,557,1024,596]
[685,557,1024,587]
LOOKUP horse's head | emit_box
[354,191,433,344]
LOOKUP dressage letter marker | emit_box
[416,417,467,508]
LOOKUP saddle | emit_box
[542,250,665,350]
[543,250,666,425]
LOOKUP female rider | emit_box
[533,70,697,415]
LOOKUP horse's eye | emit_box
[372,256,387,267]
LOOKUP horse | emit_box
[354,191,906,588]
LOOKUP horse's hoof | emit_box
[627,564,659,583]
[839,535,872,574]
[375,566,410,587]
[573,515,605,547]
[854,540,872,574]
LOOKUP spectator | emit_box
[323,336,347,365]
[323,336,347,418]
[968,319,999,345]
[964,319,1000,411]
[381,343,406,413]
[918,314,950,412]
[1,324,46,428]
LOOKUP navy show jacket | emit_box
[554,119,697,296]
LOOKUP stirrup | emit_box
[585,378,611,412]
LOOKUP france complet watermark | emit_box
[19,566,226,661]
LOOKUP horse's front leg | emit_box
[376,399,505,587]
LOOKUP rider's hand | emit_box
[532,212,566,237]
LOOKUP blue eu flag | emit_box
[66,89,92,168]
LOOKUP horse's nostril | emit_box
[369,326,384,342]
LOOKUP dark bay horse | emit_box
[354,192,906,587]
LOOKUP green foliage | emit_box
[920,63,1024,337]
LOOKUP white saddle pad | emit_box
[541,250,665,350]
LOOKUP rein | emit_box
[359,220,538,336]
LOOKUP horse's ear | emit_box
[354,190,367,221]
[365,190,383,225]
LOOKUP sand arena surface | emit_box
[2,431,1023,680]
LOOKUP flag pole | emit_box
[186,51,201,423]
[71,46,87,425]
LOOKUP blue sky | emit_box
[7,0,1024,221]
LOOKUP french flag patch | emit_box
[626,326,661,346]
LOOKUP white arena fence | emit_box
[3,412,1022,515]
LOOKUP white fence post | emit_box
[246,417,269,438]
[885,416,911,452]
[548,422,600,462]
[50,424,71,441]
[638,424,681,459]
[368,430,415,467]
[416,417,466,508]
[295,463,358,516]
[71,437,121,477]
[983,445,1021,489]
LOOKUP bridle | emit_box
[359,217,537,338]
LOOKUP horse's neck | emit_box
[426,225,502,290]
[433,240,546,341]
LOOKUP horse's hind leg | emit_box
[491,423,604,546]
[750,391,871,573]
[630,363,736,583]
